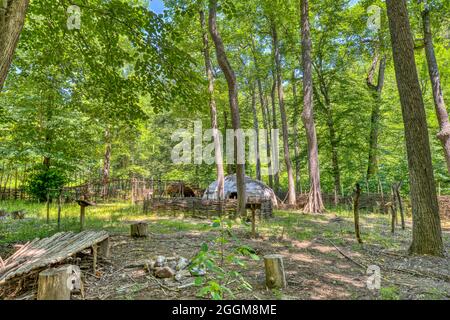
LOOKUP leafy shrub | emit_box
[26,166,67,201]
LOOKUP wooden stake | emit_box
[92,244,98,273]
[251,204,257,238]
[46,193,50,224]
[353,183,363,244]
[390,204,396,234]
[264,254,286,289]
[57,191,62,231]
[80,205,85,231]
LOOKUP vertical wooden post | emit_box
[393,183,405,230]
[251,204,257,238]
[57,191,62,231]
[91,245,98,274]
[379,178,385,214]
[353,183,363,244]
[46,192,50,224]
[80,205,85,231]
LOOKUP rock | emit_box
[154,256,166,267]
[190,266,206,276]
[176,257,189,271]
[154,266,175,279]
[175,269,191,282]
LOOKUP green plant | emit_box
[189,218,259,300]
[380,286,400,300]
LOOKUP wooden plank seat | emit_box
[0,230,110,286]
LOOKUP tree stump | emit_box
[98,237,111,258]
[264,254,286,289]
[37,265,81,300]
[131,222,148,237]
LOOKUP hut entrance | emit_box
[229,192,238,199]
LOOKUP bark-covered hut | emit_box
[203,175,278,207]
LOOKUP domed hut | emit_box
[203,175,278,207]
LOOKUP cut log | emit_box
[37,265,81,300]
[131,222,148,237]
[264,254,286,289]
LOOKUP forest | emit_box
[0,0,449,301]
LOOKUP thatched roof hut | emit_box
[203,175,278,206]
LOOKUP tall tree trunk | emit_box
[209,0,246,216]
[272,23,296,205]
[200,10,224,200]
[102,128,112,198]
[251,38,273,187]
[367,54,387,179]
[270,73,280,194]
[386,0,443,256]
[292,71,302,194]
[301,0,324,213]
[250,83,261,181]
[0,0,29,91]
[421,3,450,175]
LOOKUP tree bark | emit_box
[209,0,246,216]
[366,54,387,179]
[271,23,296,205]
[200,10,224,200]
[421,3,450,175]
[386,0,443,256]
[300,0,324,213]
[0,0,29,91]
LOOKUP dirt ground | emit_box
[77,213,450,300]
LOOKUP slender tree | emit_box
[386,0,443,256]
[420,1,450,175]
[271,22,296,205]
[250,83,262,181]
[251,38,273,187]
[200,10,224,200]
[301,0,324,213]
[292,70,302,194]
[366,53,387,179]
[270,72,280,194]
[0,0,29,91]
[209,0,246,215]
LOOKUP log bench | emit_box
[0,230,110,290]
